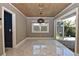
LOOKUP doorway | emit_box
[2,7,16,55]
[56,15,76,52]
[63,15,76,52]
[4,10,12,48]
[56,20,64,40]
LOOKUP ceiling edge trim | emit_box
[9,3,27,19]
[54,3,75,20]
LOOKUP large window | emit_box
[63,15,76,41]
[32,23,49,33]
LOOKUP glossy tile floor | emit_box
[5,39,75,56]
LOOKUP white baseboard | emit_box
[26,37,53,40]
[1,38,27,56]
[15,38,27,48]
[75,52,79,56]
[2,53,6,56]
[15,37,53,48]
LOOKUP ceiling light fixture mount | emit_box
[39,4,44,15]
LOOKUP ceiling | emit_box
[12,3,70,17]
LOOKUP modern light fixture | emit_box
[38,3,44,15]
[37,18,44,23]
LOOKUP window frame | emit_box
[32,23,49,33]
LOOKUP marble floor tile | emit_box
[5,39,75,56]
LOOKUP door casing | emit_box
[2,7,16,55]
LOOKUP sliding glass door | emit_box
[56,20,64,40]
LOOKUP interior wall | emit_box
[54,3,79,19]
[0,3,27,55]
[26,17,54,37]
[75,8,79,55]
[0,19,3,55]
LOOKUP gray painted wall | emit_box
[26,17,54,37]
[0,3,27,55]
[54,3,79,19]
[0,20,3,55]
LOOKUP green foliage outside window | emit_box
[64,21,75,37]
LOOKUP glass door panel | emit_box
[56,20,64,40]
